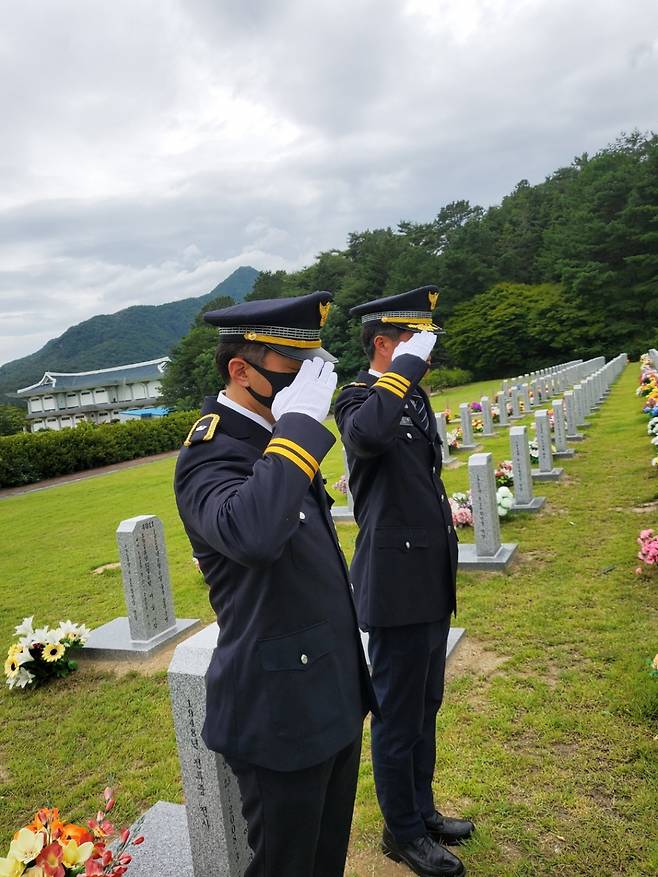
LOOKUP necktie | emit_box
[410,390,430,431]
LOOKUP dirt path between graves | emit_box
[0,450,179,499]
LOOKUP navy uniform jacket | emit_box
[174,397,376,772]
[334,353,458,629]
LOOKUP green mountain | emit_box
[0,266,258,405]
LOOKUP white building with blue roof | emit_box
[17,357,170,432]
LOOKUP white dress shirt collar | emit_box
[216,391,273,433]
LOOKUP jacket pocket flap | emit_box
[257,621,335,671]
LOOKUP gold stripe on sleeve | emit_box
[263,446,316,480]
[266,438,320,473]
[380,371,411,390]
[373,379,406,399]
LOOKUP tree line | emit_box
[161,130,658,408]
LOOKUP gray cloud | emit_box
[1,0,657,365]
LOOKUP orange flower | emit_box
[60,823,94,846]
[17,809,64,844]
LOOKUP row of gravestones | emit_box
[80,352,627,876]
[448,353,627,571]
[330,356,609,520]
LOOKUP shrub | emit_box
[425,367,473,392]
[0,411,199,488]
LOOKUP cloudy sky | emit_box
[1,0,657,366]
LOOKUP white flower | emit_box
[496,486,514,517]
[652,436,658,446]
[6,666,34,690]
[19,626,51,647]
[54,620,91,644]
[14,617,34,638]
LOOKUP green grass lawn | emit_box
[1,365,657,875]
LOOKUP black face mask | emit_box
[244,359,298,408]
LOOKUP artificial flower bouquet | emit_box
[4,618,90,691]
[0,789,144,877]
[495,461,514,488]
[449,492,473,528]
[496,486,514,517]
[447,428,461,450]
[636,529,658,575]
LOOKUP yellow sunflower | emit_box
[42,643,65,663]
[4,656,19,678]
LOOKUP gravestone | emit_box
[331,446,355,521]
[521,384,531,415]
[532,411,563,481]
[552,399,575,458]
[126,623,252,877]
[480,396,495,436]
[563,391,584,441]
[458,453,517,570]
[459,403,477,449]
[496,392,509,427]
[83,516,199,660]
[529,380,538,407]
[510,387,523,420]
[573,384,592,429]
[435,412,452,465]
[509,426,545,511]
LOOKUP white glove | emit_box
[271,357,337,423]
[392,330,437,363]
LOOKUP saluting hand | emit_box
[271,357,337,423]
[392,330,437,363]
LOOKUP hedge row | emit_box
[0,411,200,488]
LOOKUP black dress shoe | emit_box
[424,810,475,846]
[381,825,466,876]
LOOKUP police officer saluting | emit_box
[174,291,376,877]
[334,286,474,877]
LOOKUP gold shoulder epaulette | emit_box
[183,413,221,447]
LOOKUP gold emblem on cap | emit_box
[428,291,439,310]
[319,301,331,327]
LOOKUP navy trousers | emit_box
[367,616,451,842]
[226,735,362,877]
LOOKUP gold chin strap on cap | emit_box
[243,332,321,348]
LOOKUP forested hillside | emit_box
[0,266,258,405]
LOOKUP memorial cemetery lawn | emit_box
[1,364,657,876]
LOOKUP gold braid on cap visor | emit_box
[360,311,441,332]
[217,325,322,348]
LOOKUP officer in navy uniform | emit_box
[334,286,474,877]
[174,291,377,877]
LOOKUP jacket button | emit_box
[441,494,445,502]
[448,525,452,534]
[299,511,306,520]
[405,540,411,549]
[300,653,308,665]
[406,432,413,440]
